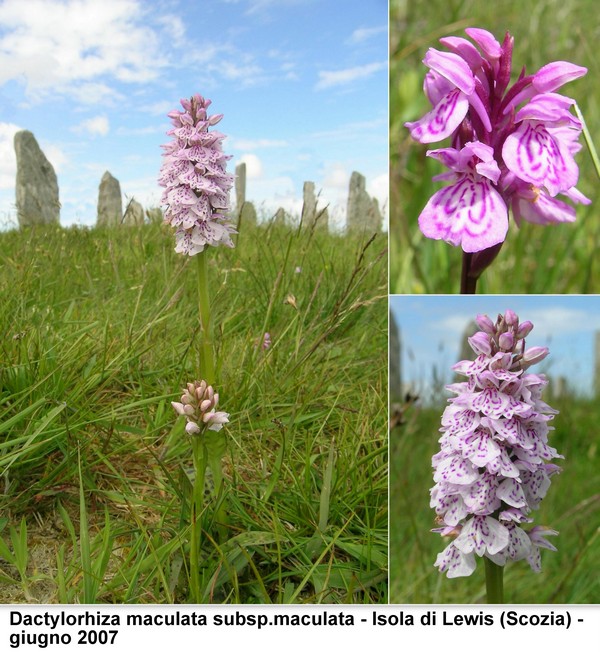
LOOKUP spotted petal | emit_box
[454,515,510,556]
[434,543,477,578]
[418,174,508,253]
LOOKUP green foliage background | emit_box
[0,219,387,604]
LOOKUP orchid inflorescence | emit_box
[406,28,590,254]
[159,94,235,256]
[172,380,230,436]
[431,310,562,578]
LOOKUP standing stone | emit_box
[235,162,246,211]
[302,181,317,226]
[273,207,287,225]
[146,207,163,224]
[14,130,60,227]
[368,197,383,231]
[97,171,123,226]
[234,162,256,229]
[347,171,380,233]
[315,205,329,230]
[390,310,402,402]
[123,199,144,226]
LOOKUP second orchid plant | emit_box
[405,27,590,293]
[431,310,562,602]
[159,93,234,601]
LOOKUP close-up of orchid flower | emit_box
[400,26,593,293]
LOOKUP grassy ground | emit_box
[0,217,387,604]
[389,396,600,603]
[390,0,600,293]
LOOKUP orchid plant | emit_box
[430,310,562,602]
[405,28,589,293]
[159,93,234,602]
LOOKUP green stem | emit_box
[484,557,504,604]
[197,251,215,384]
[189,437,207,603]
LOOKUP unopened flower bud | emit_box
[468,331,492,355]
[522,346,549,366]
[498,331,514,351]
[475,313,495,335]
[517,321,534,339]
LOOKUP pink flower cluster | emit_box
[172,380,230,435]
[406,28,590,253]
[159,94,235,256]
[431,310,562,578]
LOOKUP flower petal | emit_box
[434,543,477,578]
[405,88,469,143]
[418,175,508,253]
[502,122,579,196]
[454,515,510,556]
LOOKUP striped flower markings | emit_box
[405,28,589,254]
[431,310,562,582]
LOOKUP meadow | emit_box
[390,396,600,603]
[0,217,387,604]
[390,0,600,293]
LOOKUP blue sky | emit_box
[391,296,600,400]
[0,0,388,229]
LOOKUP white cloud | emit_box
[315,61,386,90]
[0,122,21,189]
[347,25,387,45]
[0,0,171,102]
[239,154,263,179]
[73,115,110,137]
[369,172,389,219]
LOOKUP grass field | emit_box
[390,396,600,603]
[0,217,387,604]
[390,0,600,293]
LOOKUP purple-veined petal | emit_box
[423,70,456,106]
[405,88,469,143]
[418,174,508,253]
[487,522,532,564]
[511,186,577,226]
[502,122,579,196]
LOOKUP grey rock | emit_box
[302,181,317,226]
[235,162,246,210]
[97,171,123,226]
[346,171,382,233]
[14,130,60,227]
[123,198,144,226]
